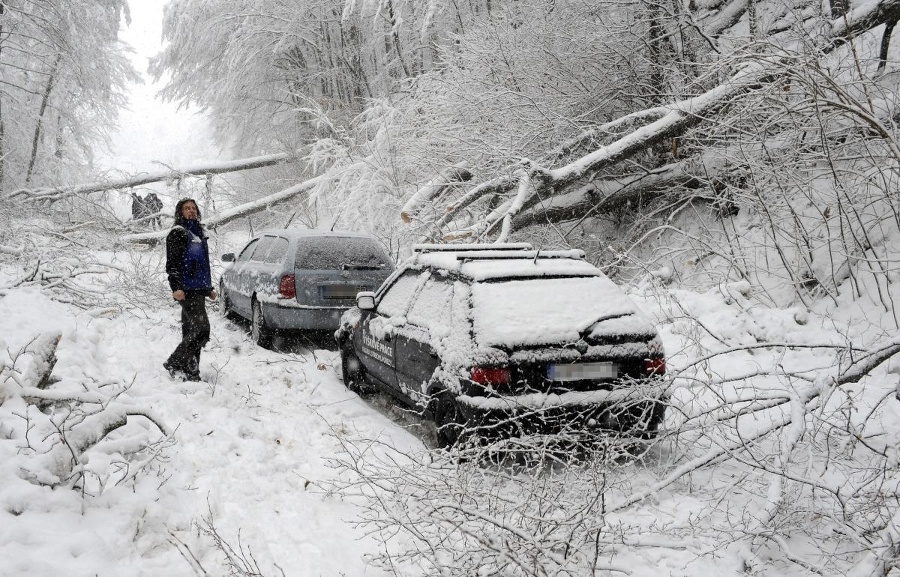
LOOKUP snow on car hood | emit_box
[470,275,656,348]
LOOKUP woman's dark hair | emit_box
[173,198,201,226]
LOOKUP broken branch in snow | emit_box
[0,244,23,257]
[613,338,900,512]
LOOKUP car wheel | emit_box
[251,298,273,349]
[219,281,233,319]
[640,401,666,440]
[433,391,466,449]
[340,342,368,394]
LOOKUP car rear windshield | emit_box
[295,237,391,270]
[470,275,649,348]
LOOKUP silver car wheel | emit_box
[251,299,272,348]
[219,281,232,318]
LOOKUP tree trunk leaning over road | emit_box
[6,150,302,203]
[122,174,327,244]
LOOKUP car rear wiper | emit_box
[341,263,385,270]
[578,312,631,340]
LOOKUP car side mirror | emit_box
[356,291,375,311]
[222,253,236,263]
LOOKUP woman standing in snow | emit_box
[164,198,217,381]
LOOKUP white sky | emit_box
[95,0,222,176]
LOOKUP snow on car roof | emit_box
[409,247,602,281]
[256,228,381,240]
[400,244,657,349]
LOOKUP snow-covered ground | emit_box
[0,276,421,576]
[1,240,899,576]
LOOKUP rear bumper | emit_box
[456,384,668,437]
[262,301,349,331]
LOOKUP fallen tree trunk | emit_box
[420,0,900,240]
[6,150,301,203]
[508,162,707,233]
[123,174,328,244]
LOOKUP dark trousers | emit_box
[166,293,210,376]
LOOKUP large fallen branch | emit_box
[508,162,707,233]
[6,150,301,202]
[417,0,900,240]
[400,162,472,223]
[123,173,328,244]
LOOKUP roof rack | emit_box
[453,249,585,261]
[412,243,533,253]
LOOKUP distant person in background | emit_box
[131,192,147,224]
[145,192,163,229]
[131,192,164,229]
[164,198,217,381]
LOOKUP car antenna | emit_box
[328,205,348,232]
[533,241,544,264]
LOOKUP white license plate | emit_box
[547,362,618,381]
[323,285,360,299]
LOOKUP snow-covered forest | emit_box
[2,0,900,575]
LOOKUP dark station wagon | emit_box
[336,243,668,448]
[220,230,394,347]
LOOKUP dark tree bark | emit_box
[386,0,411,78]
[878,18,897,71]
[832,0,851,19]
[26,54,61,185]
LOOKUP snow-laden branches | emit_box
[403,0,900,243]
[324,277,900,577]
[1,329,170,494]
[0,0,139,195]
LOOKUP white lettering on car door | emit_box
[362,316,399,368]
[362,332,393,366]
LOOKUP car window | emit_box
[470,275,643,348]
[295,237,391,270]
[251,236,275,262]
[407,276,454,332]
[237,239,259,262]
[264,237,289,264]
[376,271,423,317]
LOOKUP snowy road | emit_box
[1,287,425,576]
[152,310,429,575]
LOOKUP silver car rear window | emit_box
[295,237,391,270]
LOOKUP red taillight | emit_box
[279,274,296,299]
[645,357,666,375]
[470,367,511,385]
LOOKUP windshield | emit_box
[470,276,651,348]
[295,238,392,270]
